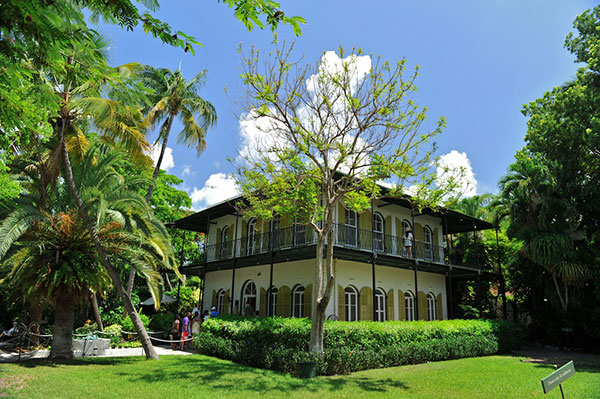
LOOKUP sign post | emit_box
[541,361,576,398]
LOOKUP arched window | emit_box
[405,291,415,321]
[373,213,384,252]
[424,226,433,260]
[220,226,230,258]
[294,216,306,246]
[344,207,358,247]
[216,289,225,315]
[344,286,358,321]
[242,281,256,314]
[292,285,305,318]
[247,219,257,255]
[402,220,412,256]
[269,286,278,316]
[375,288,386,321]
[427,292,437,321]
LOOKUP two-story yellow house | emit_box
[172,194,497,322]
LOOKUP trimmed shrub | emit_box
[193,316,525,375]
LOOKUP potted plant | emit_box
[294,351,320,378]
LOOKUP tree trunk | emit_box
[128,113,176,297]
[50,289,75,360]
[90,292,103,331]
[59,122,159,360]
[28,298,43,347]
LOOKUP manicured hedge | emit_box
[193,316,526,375]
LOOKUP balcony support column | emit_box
[410,206,416,259]
[267,218,274,317]
[371,199,377,321]
[230,213,239,314]
[413,265,419,320]
[446,266,453,319]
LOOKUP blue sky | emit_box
[97,0,596,209]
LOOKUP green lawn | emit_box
[1,354,598,398]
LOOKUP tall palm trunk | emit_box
[50,288,75,360]
[58,119,159,360]
[90,292,104,331]
[127,113,176,297]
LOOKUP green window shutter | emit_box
[360,210,371,231]
[437,293,443,320]
[338,202,346,224]
[386,289,394,321]
[304,284,312,318]
[224,289,231,314]
[417,291,427,320]
[217,228,222,245]
[398,290,406,320]
[259,287,267,316]
[385,216,392,252]
[414,223,424,258]
[228,224,234,241]
[338,285,345,321]
[360,287,372,321]
[212,290,217,308]
[433,228,440,261]
[277,286,291,317]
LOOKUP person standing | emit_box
[209,306,219,318]
[180,311,191,350]
[404,226,414,258]
[191,311,201,335]
[169,315,180,350]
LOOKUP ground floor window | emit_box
[217,289,225,315]
[405,291,415,321]
[375,288,386,321]
[242,280,257,315]
[269,287,278,316]
[427,292,437,321]
[345,286,358,321]
[292,285,305,317]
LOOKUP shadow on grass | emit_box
[113,355,409,394]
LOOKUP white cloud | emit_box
[436,150,477,198]
[190,173,240,210]
[149,145,174,171]
[182,164,194,177]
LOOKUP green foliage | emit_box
[149,313,175,333]
[122,312,150,333]
[194,316,525,375]
[165,285,198,314]
[101,323,123,345]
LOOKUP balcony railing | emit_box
[199,224,446,264]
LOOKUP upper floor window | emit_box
[292,285,305,318]
[294,216,306,246]
[344,208,358,247]
[271,215,280,249]
[405,291,415,321]
[375,288,386,321]
[220,226,230,258]
[373,213,384,252]
[344,286,358,321]
[424,226,433,260]
[216,289,225,315]
[427,292,437,321]
[247,219,257,255]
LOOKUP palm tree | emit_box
[0,144,176,359]
[141,66,217,203]
[37,30,164,359]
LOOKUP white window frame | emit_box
[427,292,437,321]
[345,286,358,321]
[269,286,278,316]
[375,288,386,321]
[220,226,230,258]
[292,285,305,318]
[217,289,225,315]
[424,225,433,260]
[242,280,256,310]
[373,213,384,252]
[344,208,358,247]
[247,219,257,255]
[405,291,415,321]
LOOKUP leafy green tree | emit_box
[234,43,457,353]
[0,144,175,359]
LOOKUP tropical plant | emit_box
[0,144,176,359]
[141,66,217,203]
